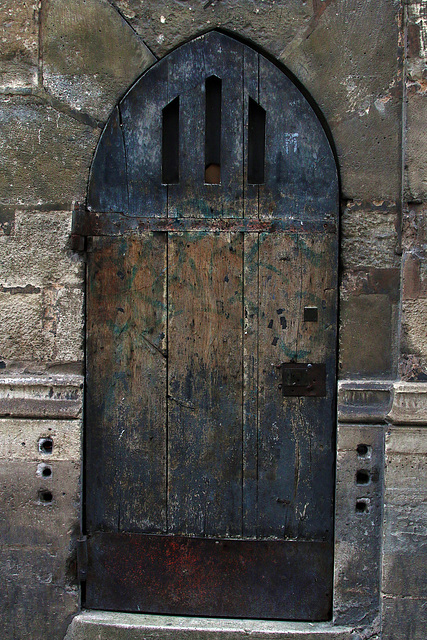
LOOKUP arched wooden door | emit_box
[77,31,339,620]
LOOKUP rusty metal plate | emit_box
[85,533,333,620]
[280,363,326,397]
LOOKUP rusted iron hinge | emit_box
[77,535,88,583]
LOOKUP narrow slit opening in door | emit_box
[205,76,222,184]
[248,98,266,185]
[162,97,179,184]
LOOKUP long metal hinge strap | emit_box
[77,536,88,582]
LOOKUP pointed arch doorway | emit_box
[77,31,339,620]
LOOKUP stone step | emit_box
[65,611,355,640]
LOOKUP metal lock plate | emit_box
[280,363,326,397]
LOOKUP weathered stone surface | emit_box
[66,611,354,640]
[382,428,427,603]
[42,0,156,122]
[0,0,39,90]
[111,0,313,59]
[340,202,400,270]
[387,382,427,423]
[382,596,427,640]
[0,459,80,640]
[0,375,83,419]
[0,418,81,460]
[401,298,427,367]
[339,294,396,378]
[281,0,402,201]
[334,425,385,626]
[0,210,83,287]
[0,96,98,207]
[337,381,393,423]
[0,284,83,363]
[405,1,427,201]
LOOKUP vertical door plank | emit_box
[86,234,167,533]
[120,62,168,216]
[243,48,260,219]
[287,232,338,540]
[242,233,259,537]
[257,232,301,538]
[167,232,243,537]
[258,56,338,218]
[87,106,128,212]
[167,32,244,218]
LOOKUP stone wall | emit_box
[0,1,425,639]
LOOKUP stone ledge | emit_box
[338,380,427,425]
[0,375,83,419]
[65,612,354,640]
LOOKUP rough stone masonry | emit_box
[0,1,426,639]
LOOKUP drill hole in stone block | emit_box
[355,498,370,514]
[356,469,370,485]
[38,437,53,454]
[37,463,52,478]
[357,443,371,457]
[38,489,53,504]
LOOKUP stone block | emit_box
[401,298,427,365]
[281,0,402,201]
[0,0,39,90]
[388,384,427,424]
[0,284,83,363]
[339,294,396,378]
[0,418,81,461]
[334,424,385,626]
[0,210,84,288]
[0,459,80,547]
[340,202,400,270]
[406,89,427,201]
[111,0,313,59]
[66,611,354,640]
[0,95,98,207]
[382,428,427,601]
[337,381,393,423]
[382,596,427,640]
[42,0,155,122]
[0,375,83,419]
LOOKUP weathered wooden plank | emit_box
[242,233,259,537]
[167,232,243,537]
[87,106,128,212]
[256,232,337,540]
[243,47,259,219]
[258,56,338,219]
[120,61,168,216]
[86,533,333,620]
[167,32,244,218]
[86,234,167,533]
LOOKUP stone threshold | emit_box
[65,611,355,640]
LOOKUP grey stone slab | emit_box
[280,0,402,201]
[0,0,39,90]
[382,596,427,640]
[334,425,385,626]
[65,611,354,640]
[340,203,400,270]
[0,210,84,288]
[337,380,393,423]
[0,459,80,548]
[42,0,156,122]
[0,417,82,460]
[401,299,427,369]
[111,0,314,59]
[0,96,98,208]
[339,294,396,378]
